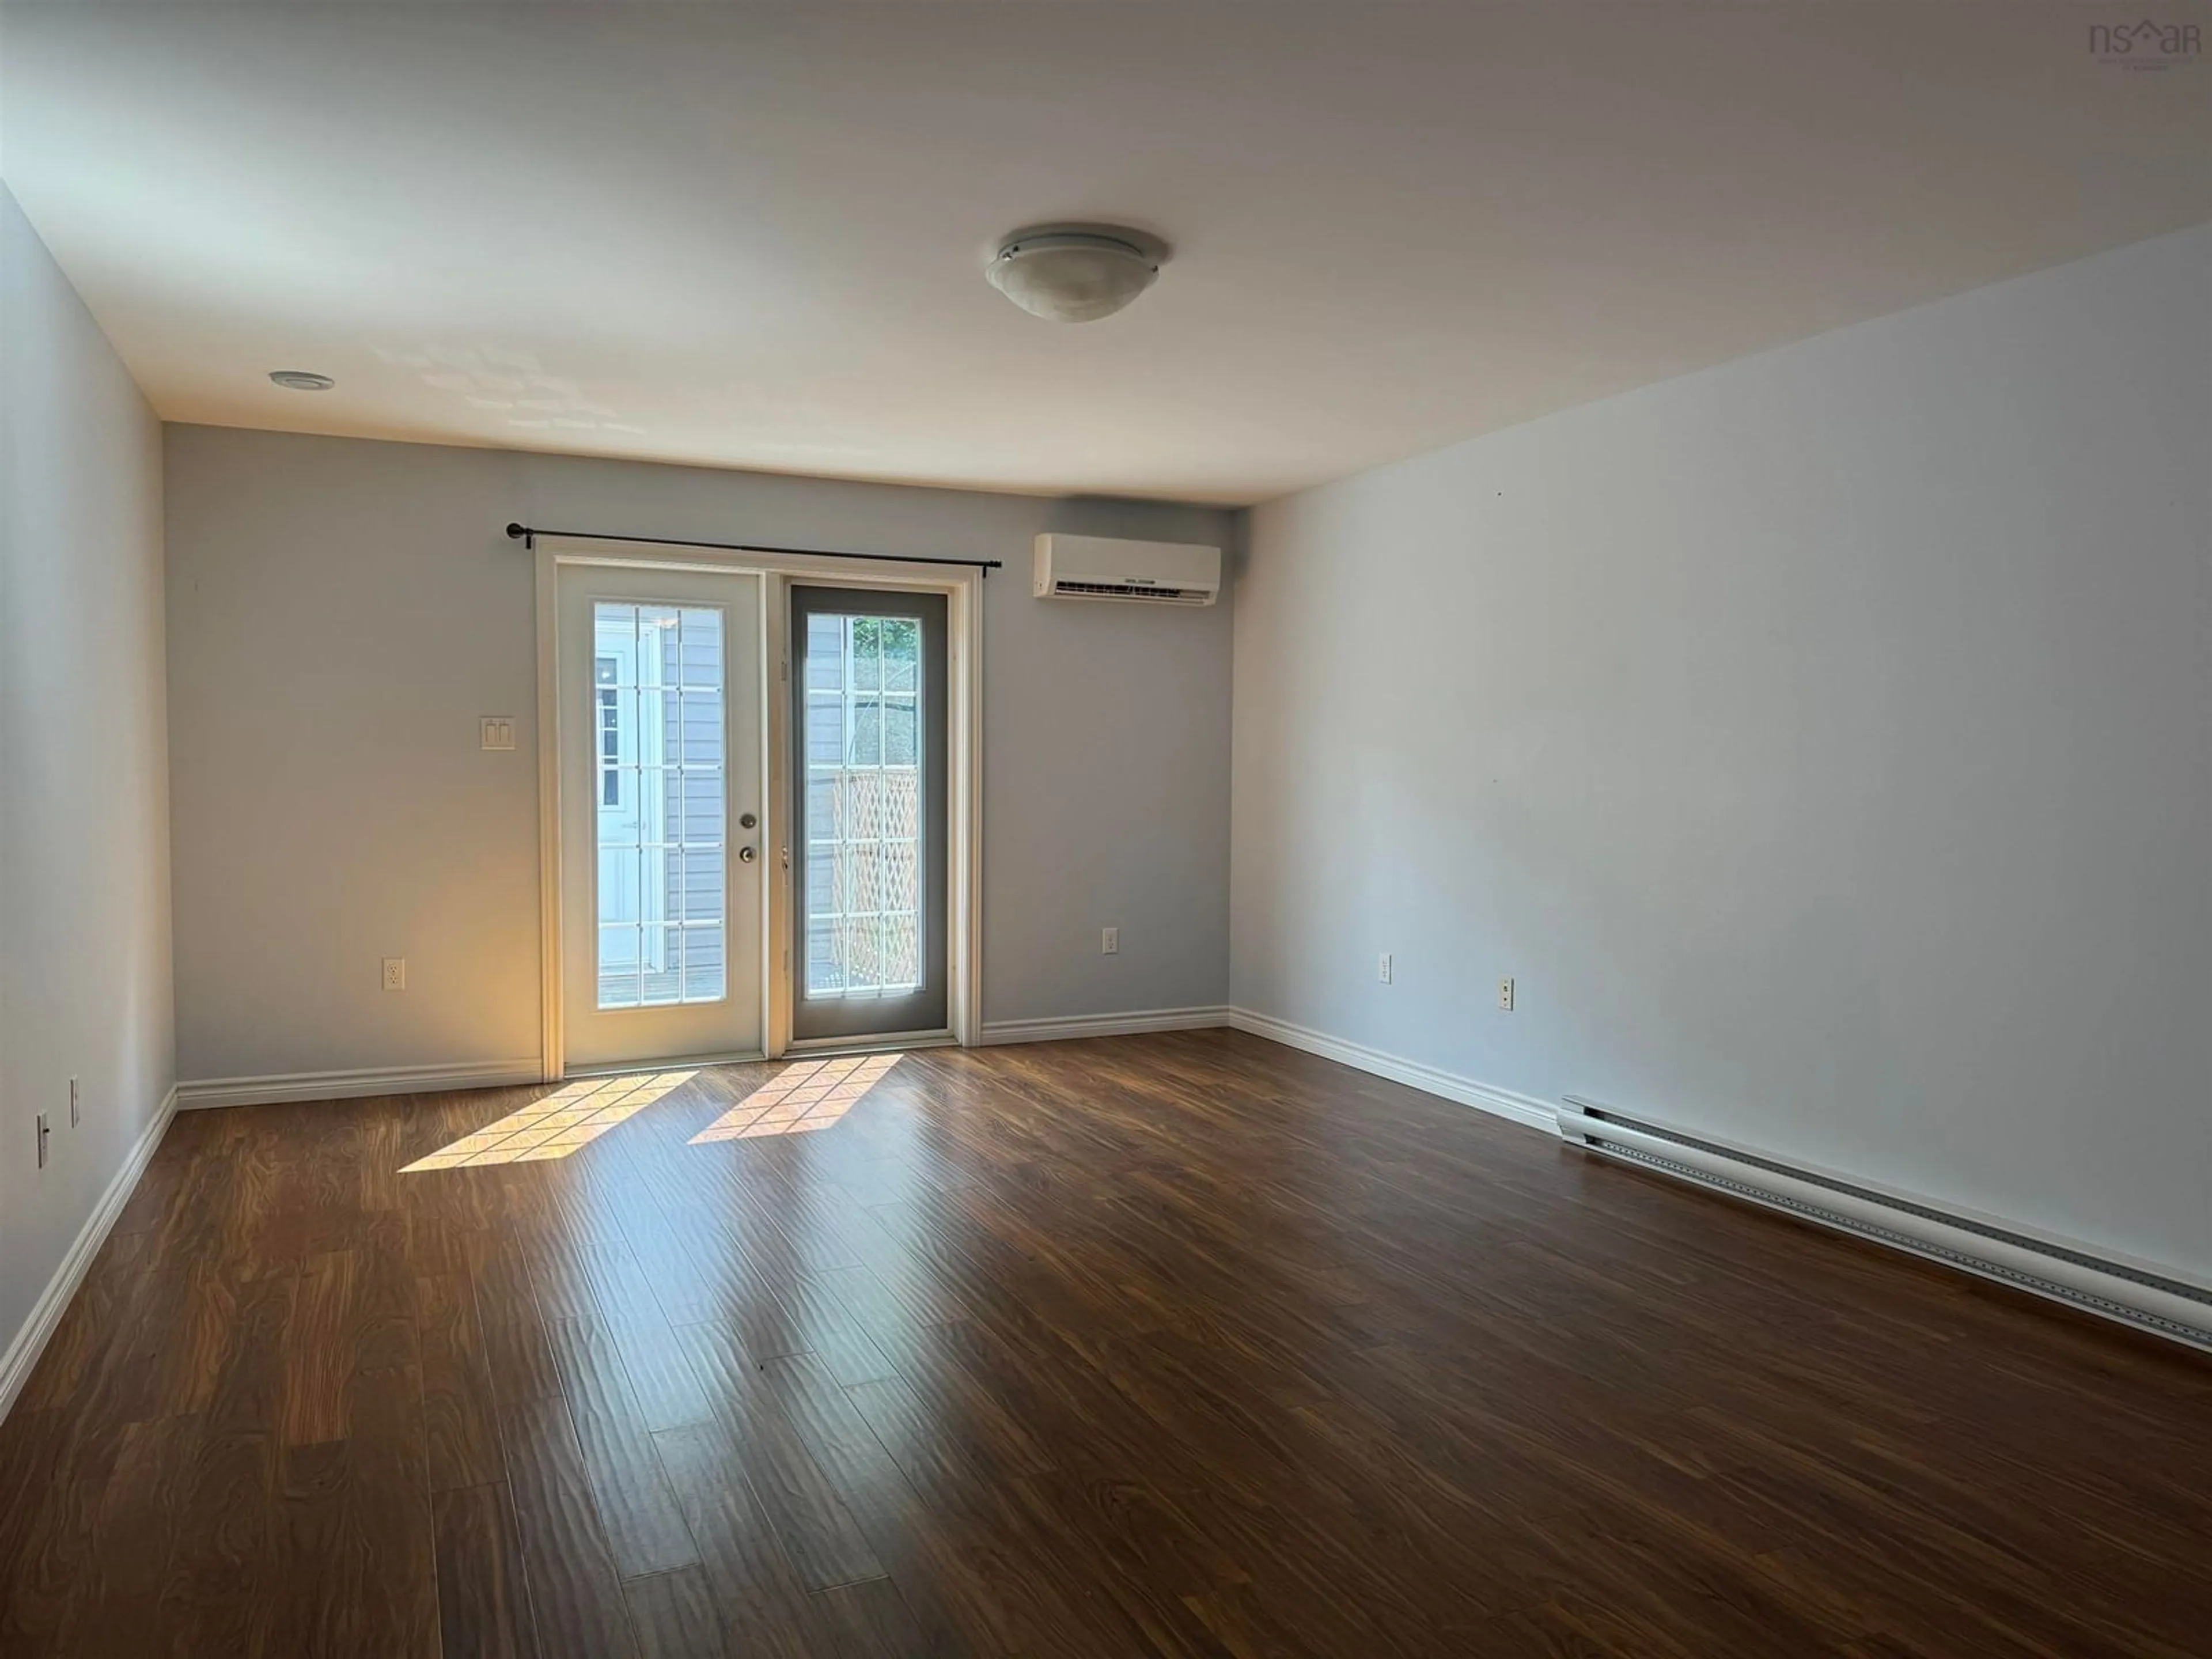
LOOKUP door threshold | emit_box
[782,1029,956,1059]
[561,1048,767,1080]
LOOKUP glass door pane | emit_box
[790,588,948,1040]
[802,611,923,999]
[593,601,728,1009]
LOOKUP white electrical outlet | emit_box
[1497,975,1516,1012]
[382,957,407,991]
[69,1076,80,1128]
[1101,927,1119,955]
[1378,952,1393,984]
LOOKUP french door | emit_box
[558,566,764,1070]
[789,586,949,1041]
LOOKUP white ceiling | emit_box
[3,2,2206,506]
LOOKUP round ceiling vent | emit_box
[268,369,336,391]
[986,225,1167,324]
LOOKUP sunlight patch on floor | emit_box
[689,1053,900,1143]
[402,1071,698,1170]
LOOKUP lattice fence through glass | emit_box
[594,603,728,1008]
[803,612,922,998]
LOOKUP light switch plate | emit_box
[480,716,516,751]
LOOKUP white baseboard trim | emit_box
[0,1082,179,1425]
[176,1059,543,1111]
[1226,1007,1557,1137]
[977,1006,1232,1046]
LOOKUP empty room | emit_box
[2,2,2207,1654]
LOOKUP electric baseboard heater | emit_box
[1556,1097,2212,1353]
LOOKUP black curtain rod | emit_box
[505,522,1002,575]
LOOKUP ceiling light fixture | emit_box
[986,224,1166,324]
[268,369,335,391]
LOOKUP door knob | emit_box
[738,845,757,863]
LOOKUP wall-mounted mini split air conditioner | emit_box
[1033,534,1221,606]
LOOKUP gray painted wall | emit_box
[164,428,1234,1081]
[0,187,174,1374]
[1232,225,2212,1284]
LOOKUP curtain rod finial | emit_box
[505,522,527,540]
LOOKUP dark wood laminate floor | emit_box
[2,1029,2207,1657]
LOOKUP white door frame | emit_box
[536,535,983,1080]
